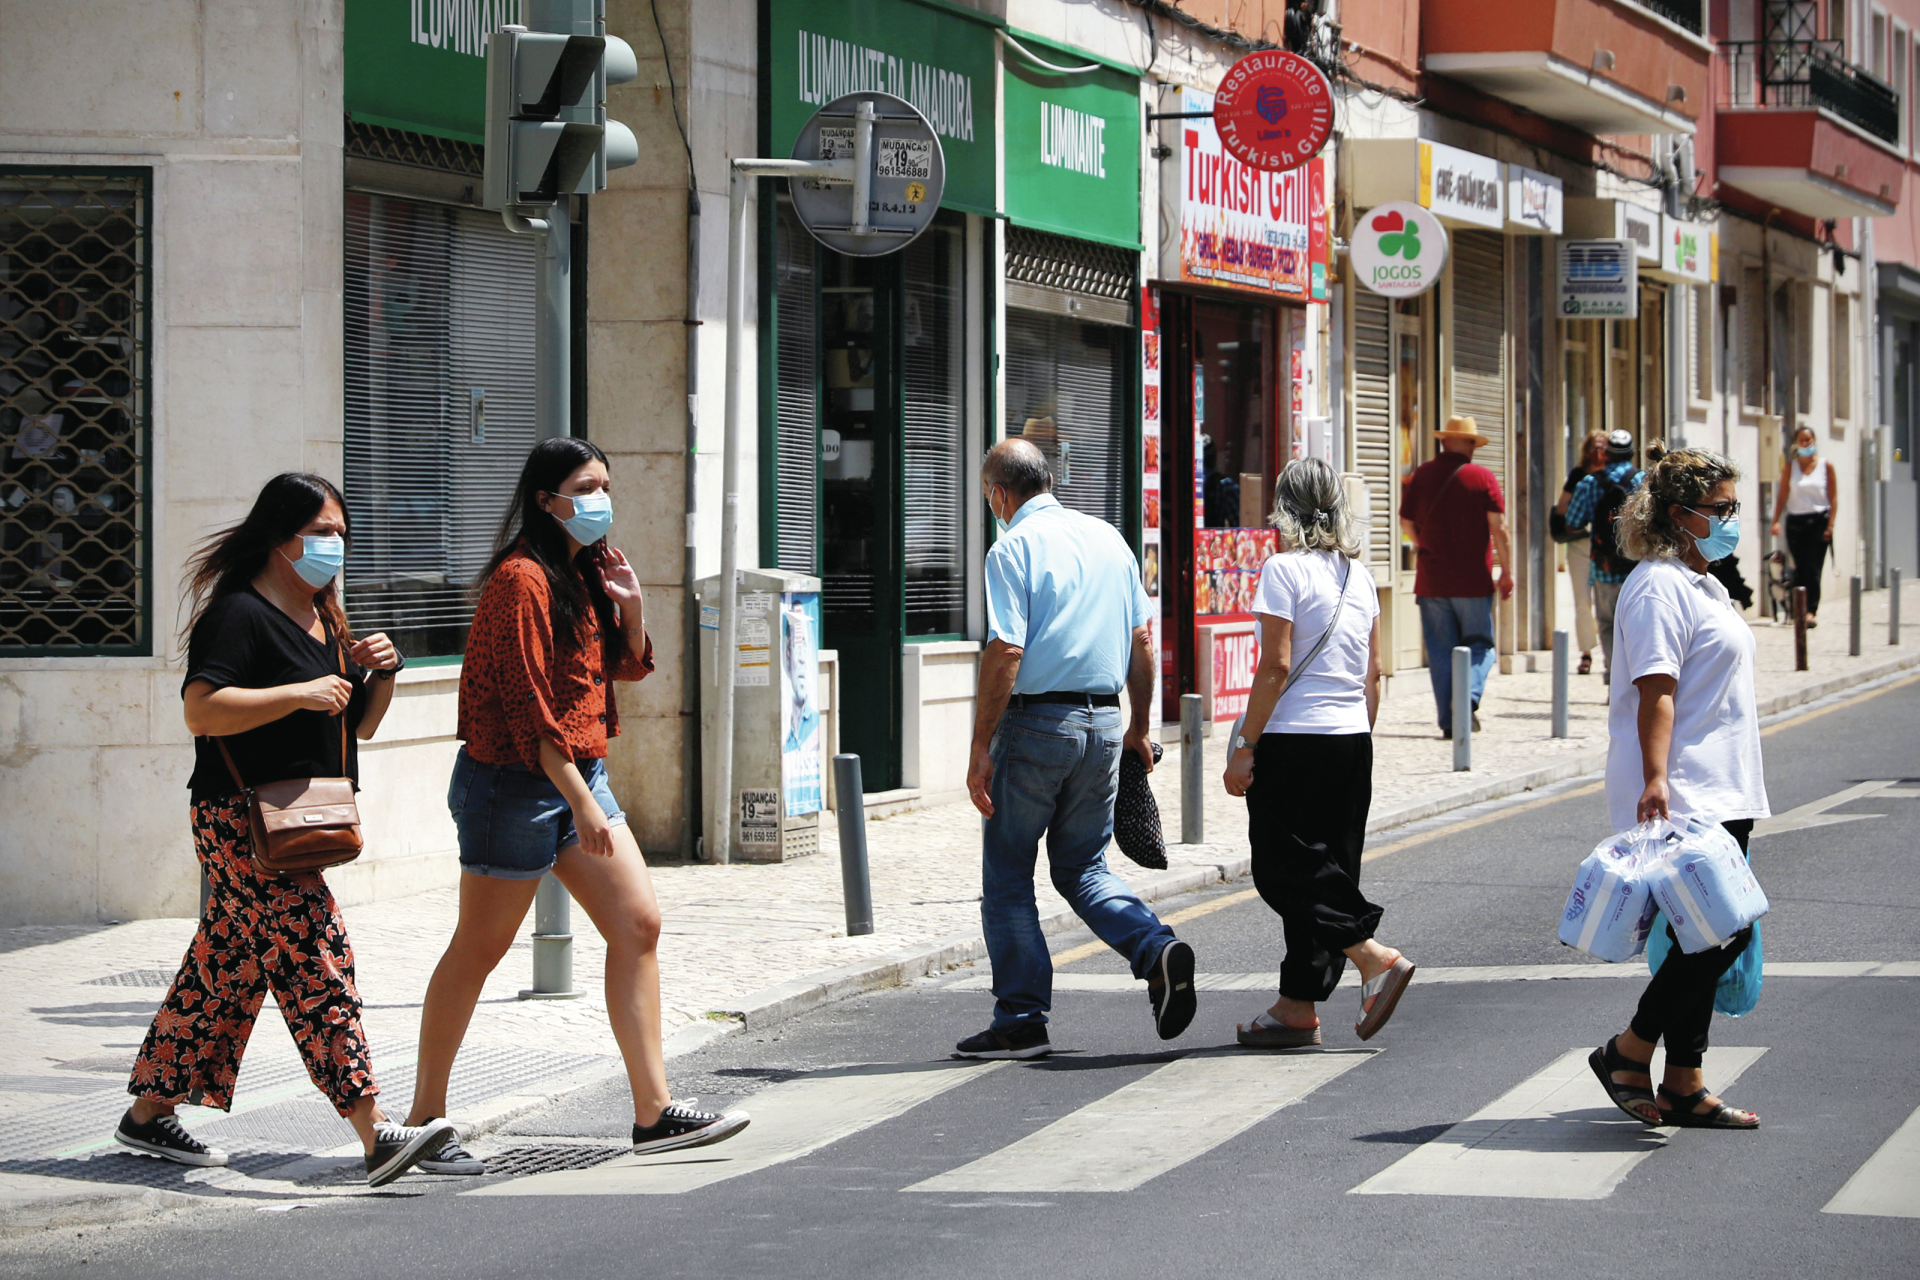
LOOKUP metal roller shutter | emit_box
[1351,288,1394,570]
[343,193,537,655]
[901,224,966,636]
[1450,230,1508,490]
[774,204,819,575]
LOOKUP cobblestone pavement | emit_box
[1,578,1912,1225]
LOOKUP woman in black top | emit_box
[115,473,455,1187]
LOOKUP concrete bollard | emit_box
[1793,586,1809,672]
[1850,575,1863,657]
[1551,628,1570,739]
[1452,646,1472,772]
[832,754,874,937]
[520,872,583,1000]
[1891,567,1903,646]
[1180,693,1204,845]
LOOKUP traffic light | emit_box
[483,21,638,211]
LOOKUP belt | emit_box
[1008,691,1120,709]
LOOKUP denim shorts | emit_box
[449,748,627,880]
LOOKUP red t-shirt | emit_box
[1401,453,1505,598]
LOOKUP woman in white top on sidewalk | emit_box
[1768,425,1836,625]
[1589,448,1771,1130]
[1222,459,1415,1048]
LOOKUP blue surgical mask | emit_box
[1796,444,1816,458]
[283,534,345,588]
[1689,514,1740,562]
[555,490,612,544]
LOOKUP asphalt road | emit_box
[5,675,1917,1278]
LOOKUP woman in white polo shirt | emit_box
[1222,459,1415,1048]
[1589,449,1771,1130]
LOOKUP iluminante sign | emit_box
[1349,201,1450,297]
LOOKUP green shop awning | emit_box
[1002,33,1141,250]
[345,0,513,145]
[767,0,1001,219]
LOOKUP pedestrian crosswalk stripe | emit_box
[903,1049,1375,1194]
[1349,1045,1765,1201]
[462,1058,1006,1198]
[944,962,1920,994]
[1822,1104,1920,1218]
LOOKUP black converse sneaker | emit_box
[1148,939,1197,1040]
[365,1117,454,1188]
[415,1120,484,1175]
[631,1101,750,1156]
[953,1023,1052,1060]
[114,1109,228,1167]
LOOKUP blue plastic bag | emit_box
[1645,915,1763,1017]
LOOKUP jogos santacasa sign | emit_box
[1350,201,1450,297]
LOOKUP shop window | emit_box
[0,169,148,654]
[342,193,538,658]
[901,224,967,638]
[1831,292,1852,424]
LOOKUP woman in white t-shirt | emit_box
[1590,449,1770,1131]
[1221,459,1415,1048]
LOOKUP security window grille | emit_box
[1449,230,1508,486]
[343,193,537,657]
[1350,289,1394,569]
[902,223,967,637]
[0,170,149,653]
[1690,284,1714,403]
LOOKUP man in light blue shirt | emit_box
[954,440,1196,1060]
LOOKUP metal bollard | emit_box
[1452,646,1472,772]
[832,754,874,937]
[1893,567,1903,646]
[1850,575,1863,657]
[1180,693,1204,845]
[1551,628,1570,739]
[520,872,582,1000]
[1793,586,1809,671]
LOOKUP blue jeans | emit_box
[1417,594,1497,733]
[981,704,1176,1030]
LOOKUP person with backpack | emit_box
[1565,429,1643,682]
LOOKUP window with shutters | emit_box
[902,223,966,637]
[0,169,149,654]
[343,193,538,658]
[1831,291,1852,424]
[773,201,819,575]
[1689,284,1713,406]
[1794,281,1814,418]
[1741,266,1766,412]
[1350,288,1393,571]
[1448,230,1506,485]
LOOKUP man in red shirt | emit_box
[1400,416,1514,738]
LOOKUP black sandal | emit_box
[1577,653,1593,675]
[1588,1037,1660,1125]
[1657,1084,1759,1129]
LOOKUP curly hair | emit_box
[1268,457,1363,557]
[1615,448,1740,562]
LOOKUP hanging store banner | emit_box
[1657,213,1713,284]
[345,0,526,143]
[768,0,998,217]
[1349,200,1450,298]
[1418,140,1502,229]
[1003,36,1142,249]
[1174,88,1325,298]
[1506,164,1564,235]
[1211,50,1334,173]
[1559,239,1639,318]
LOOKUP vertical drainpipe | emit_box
[682,184,703,860]
[1668,137,1693,449]
[1862,213,1881,587]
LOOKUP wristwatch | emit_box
[374,651,408,681]
[1230,734,1254,753]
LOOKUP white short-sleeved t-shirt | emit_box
[1252,550,1380,735]
[1605,557,1772,831]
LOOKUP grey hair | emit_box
[981,438,1053,499]
[1616,448,1740,562]
[1268,457,1362,557]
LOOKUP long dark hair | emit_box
[182,472,353,643]
[481,437,623,663]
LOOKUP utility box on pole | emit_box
[698,569,825,863]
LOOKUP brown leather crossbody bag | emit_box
[213,642,363,875]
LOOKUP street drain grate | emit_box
[481,1144,629,1177]
[85,969,178,988]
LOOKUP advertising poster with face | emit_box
[780,593,823,817]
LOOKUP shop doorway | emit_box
[1391,296,1430,672]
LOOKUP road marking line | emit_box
[904,1049,1373,1194]
[945,961,1920,993]
[1361,782,1607,863]
[1759,672,1920,737]
[1751,780,1893,838]
[1051,889,1261,968]
[1349,1045,1765,1200]
[1822,1105,1920,1218]
[462,1059,1006,1197]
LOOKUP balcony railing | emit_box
[1721,39,1901,144]
[1631,0,1703,36]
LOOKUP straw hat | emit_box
[1434,415,1490,447]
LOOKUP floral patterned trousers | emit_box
[128,798,379,1117]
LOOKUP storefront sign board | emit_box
[1349,200,1450,298]
[768,0,998,217]
[1418,140,1502,229]
[1654,213,1713,285]
[1558,239,1639,318]
[1004,38,1141,249]
[1506,165,1563,235]
[345,0,525,143]
[1198,619,1260,723]
[1172,88,1323,297]
[1212,50,1334,173]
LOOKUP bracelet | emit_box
[374,651,408,681]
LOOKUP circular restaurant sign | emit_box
[1349,201,1450,297]
[1212,50,1334,173]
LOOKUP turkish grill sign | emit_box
[1211,50,1334,173]
[1349,200,1450,298]
[1176,88,1323,298]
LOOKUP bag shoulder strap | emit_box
[1278,554,1354,700]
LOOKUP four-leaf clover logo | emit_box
[1372,210,1421,261]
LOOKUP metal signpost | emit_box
[706,92,943,865]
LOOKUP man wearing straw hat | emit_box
[1400,415,1514,739]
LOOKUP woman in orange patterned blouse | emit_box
[404,439,747,1169]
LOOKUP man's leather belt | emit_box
[1008,691,1120,708]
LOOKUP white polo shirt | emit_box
[1605,557,1772,832]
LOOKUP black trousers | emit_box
[1245,732,1383,1003]
[1628,818,1756,1070]
[1784,512,1829,616]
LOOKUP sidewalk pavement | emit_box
[2,577,1914,1231]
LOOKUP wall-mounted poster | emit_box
[1194,527,1278,617]
[780,592,822,817]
